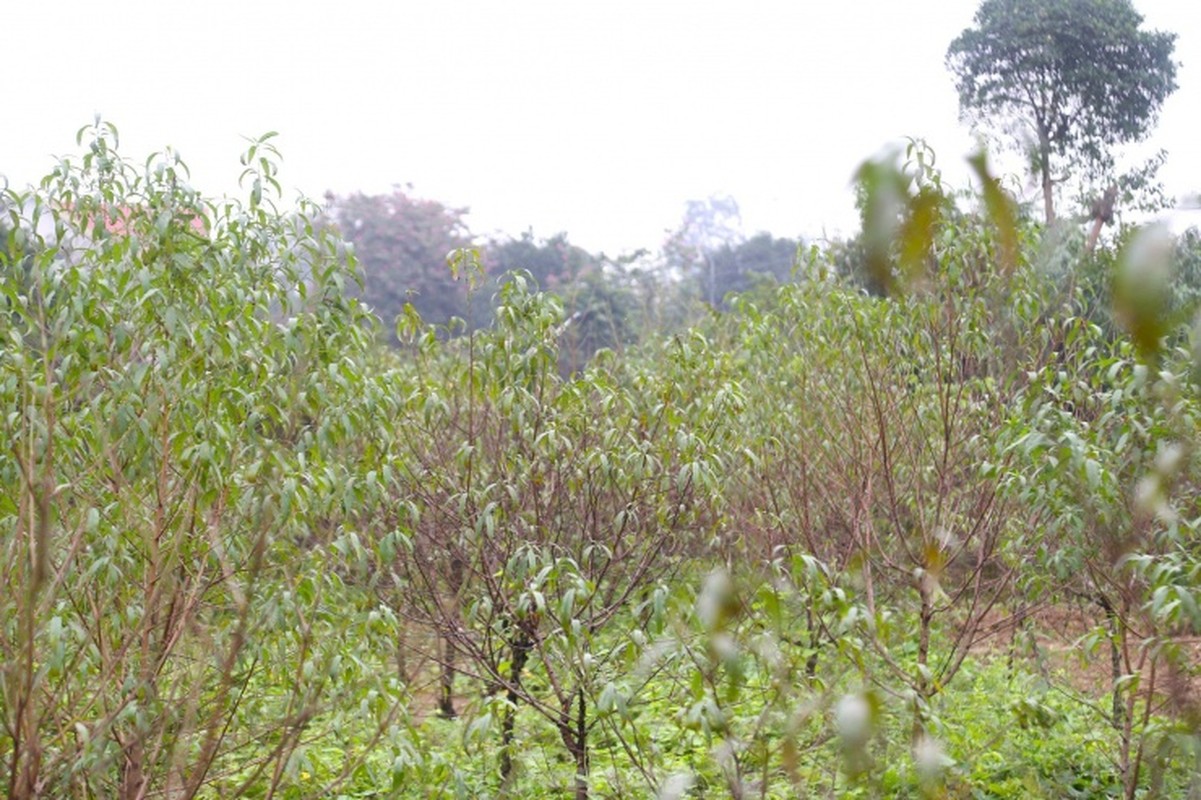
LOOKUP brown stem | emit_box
[499,621,533,781]
[439,555,464,720]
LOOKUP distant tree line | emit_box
[321,187,805,366]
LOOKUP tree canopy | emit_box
[327,187,472,333]
[947,0,1177,224]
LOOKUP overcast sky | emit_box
[3,1,1198,254]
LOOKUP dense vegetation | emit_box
[0,5,1194,796]
[2,116,1199,800]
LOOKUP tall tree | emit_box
[327,187,473,333]
[947,0,1177,224]
[706,232,801,306]
[484,232,636,370]
[663,194,743,306]
[484,230,597,292]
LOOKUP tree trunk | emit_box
[119,738,146,800]
[499,624,532,781]
[804,605,820,680]
[1084,185,1118,255]
[499,708,517,785]
[1099,595,1126,730]
[1039,127,1055,225]
[559,690,589,800]
[438,635,457,719]
[438,556,464,719]
[9,732,41,800]
[1006,601,1028,677]
[912,580,934,747]
[705,253,716,307]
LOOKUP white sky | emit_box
[3,1,1198,254]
